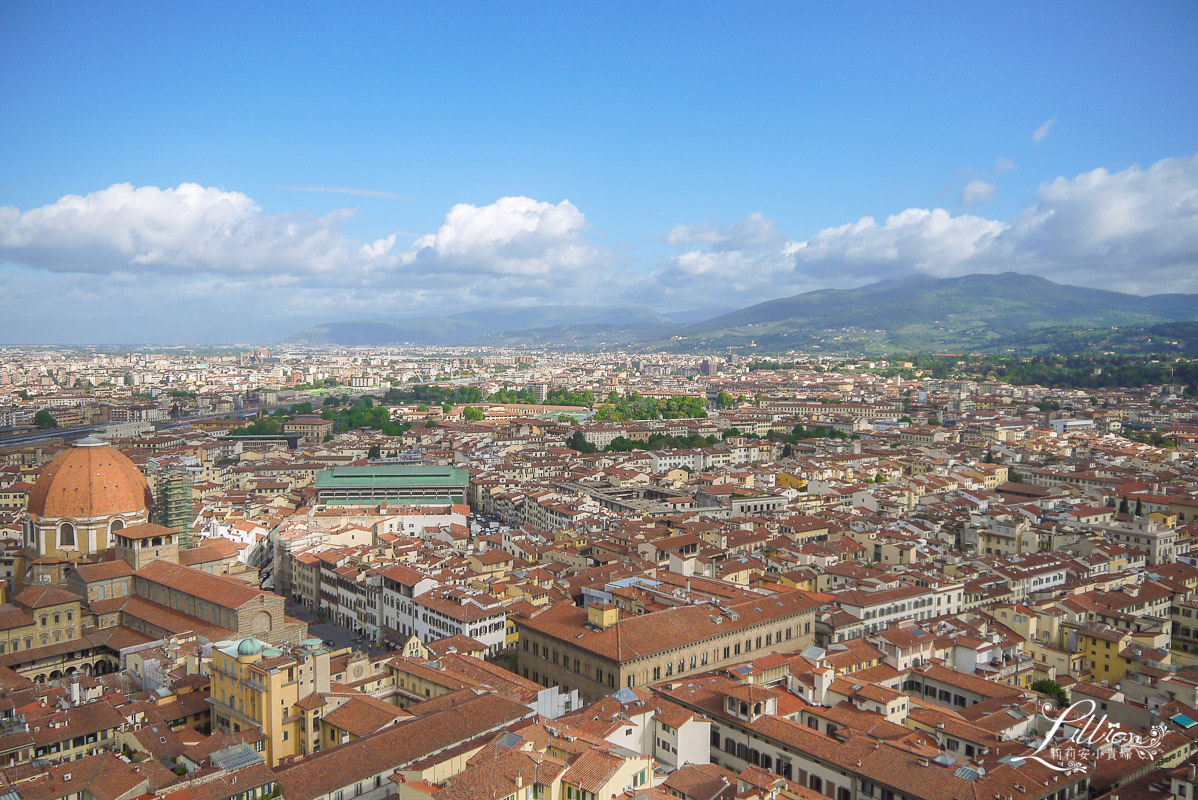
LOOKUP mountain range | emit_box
[285,273,1198,353]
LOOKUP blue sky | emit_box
[1,1,1196,342]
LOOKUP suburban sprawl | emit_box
[0,345,1197,800]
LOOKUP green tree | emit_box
[1118,496,1130,515]
[33,410,57,429]
[716,391,736,409]
[367,444,381,459]
[442,403,454,414]
[463,406,485,422]
[567,431,597,453]
[545,389,596,407]
[1135,498,1144,517]
[231,416,284,436]
[592,392,706,422]
[1031,679,1069,707]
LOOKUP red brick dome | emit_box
[26,437,152,519]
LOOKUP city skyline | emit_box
[2,2,1197,342]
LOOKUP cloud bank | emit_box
[655,154,1198,306]
[1,154,1197,341]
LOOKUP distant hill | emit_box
[285,305,679,346]
[468,321,678,349]
[286,273,1198,352]
[661,306,736,324]
[663,272,1198,353]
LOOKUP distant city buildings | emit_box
[0,345,1195,799]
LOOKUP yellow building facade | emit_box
[208,636,336,766]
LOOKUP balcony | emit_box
[206,696,259,726]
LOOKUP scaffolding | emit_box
[157,467,195,546]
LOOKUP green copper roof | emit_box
[313,464,468,489]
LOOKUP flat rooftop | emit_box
[314,464,469,490]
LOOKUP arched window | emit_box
[110,519,125,536]
[59,523,75,548]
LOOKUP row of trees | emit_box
[321,397,411,435]
[591,392,708,421]
[566,431,719,453]
[383,385,486,405]
[383,384,597,408]
[230,396,411,437]
[982,354,1198,392]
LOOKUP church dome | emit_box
[26,437,153,519]
[236,638,264,656]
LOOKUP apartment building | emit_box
[516,592,820,703]
[829,585,937,637]
[208,636,338,766]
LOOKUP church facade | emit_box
[0,437,305,682]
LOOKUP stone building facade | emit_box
[516,592,820,703]
[134,560,304,645]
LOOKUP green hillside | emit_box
[285,273,1198,353]
[665,273,1198,353]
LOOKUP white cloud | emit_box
[0,187,622,340]
[959,179,996,206]
[1032,118,1057,142]
[793,208,1006,280]
[994,157,1016,173]
[400,196,606,278]
[652,213,800,305]
[0,186,609,292]
[998,154,1198,291]
[658,153,1198,302]
[664,212,785,252]
[0,182,385,278]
